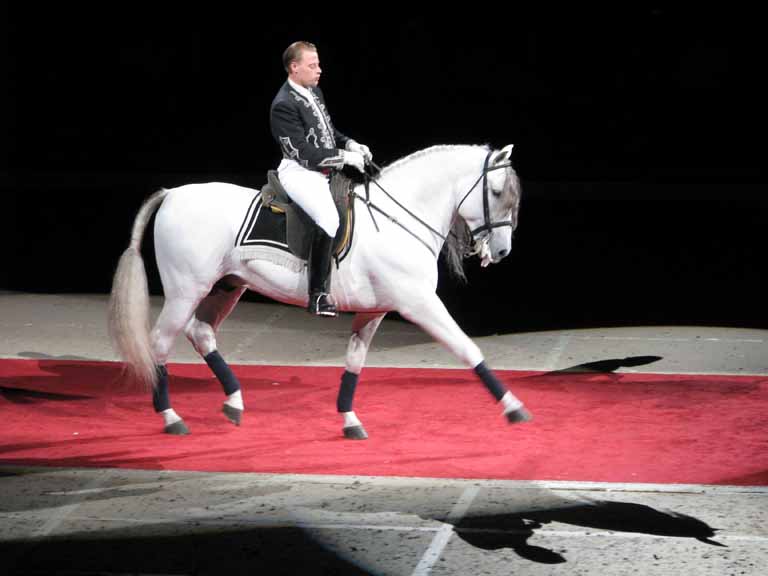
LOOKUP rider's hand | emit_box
[342,150,366,173]
[346,140,373,163]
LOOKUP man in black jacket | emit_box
[270,41,372,317]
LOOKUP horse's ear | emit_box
[492,144,514,165]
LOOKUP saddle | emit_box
[260,170,355,262]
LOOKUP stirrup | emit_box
[308,292,337,317]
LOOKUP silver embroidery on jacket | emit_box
[318,154,344,168]
[311,91,336,149]
[306,128,318,148]
[279,136,308,168]
[290,90,335,150]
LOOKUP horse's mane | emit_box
[442,218,473,283]
[379,144,493,283]
[380,144,491,177]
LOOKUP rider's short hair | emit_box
[283,41,317,73]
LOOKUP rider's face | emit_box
[291,50,322,88]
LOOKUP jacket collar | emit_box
[287,78,314,102]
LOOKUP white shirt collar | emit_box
[288,78,313,102]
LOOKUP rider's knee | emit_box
[317,212,339,238]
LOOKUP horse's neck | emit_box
[376,146,486,235]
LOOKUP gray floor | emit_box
[1,292,767,575]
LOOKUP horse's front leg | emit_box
[398,291,532,424]
[338,312,386,439]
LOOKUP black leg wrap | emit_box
[474,361,507,402]
[337,370,359,413]
[204,350,241,396]
[152,365,171,413]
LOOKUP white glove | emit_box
[346,140,373,163]
[342,150,365,173]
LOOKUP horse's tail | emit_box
[108,188,169,389]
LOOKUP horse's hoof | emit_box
[222,404,242,426]
[164,420,190,435]
[343,425,368,440]
[506,407,533,424]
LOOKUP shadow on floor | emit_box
[451,498,724,564]
[544,355,664,375]
[1,523,374,576]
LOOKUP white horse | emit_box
[108,144,532,436]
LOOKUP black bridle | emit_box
[355,149,516,257]
[455,149,516,253]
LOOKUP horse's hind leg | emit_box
[338,312,386,439]
[398,291,532,424]
[151,294,207,434]
[184,279,247,426]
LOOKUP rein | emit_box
[353,161,447,257]
[352,150,514,258]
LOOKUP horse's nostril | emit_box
[497,249,509,259]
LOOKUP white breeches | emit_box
[277,159,340,237]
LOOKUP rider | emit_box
[270,41,373,317]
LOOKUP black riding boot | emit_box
[307,229,337,317]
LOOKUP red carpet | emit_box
[1,358,766,485]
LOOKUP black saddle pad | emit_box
[235,195,292,254]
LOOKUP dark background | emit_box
[2,6,766,332]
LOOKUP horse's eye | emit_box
[492,189,501,198]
